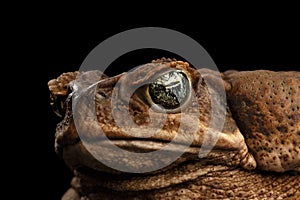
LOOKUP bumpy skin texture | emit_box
[224,70,300,172]
[48,58,300,199]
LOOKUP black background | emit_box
[39,17,299,199]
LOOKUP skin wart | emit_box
[48,58,300,200]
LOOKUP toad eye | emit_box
[146,70,192,113]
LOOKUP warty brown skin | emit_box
[48,58,300,199]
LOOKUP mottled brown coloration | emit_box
[224,70,300,172]
[48,58,300,199]
[67,167,300,200]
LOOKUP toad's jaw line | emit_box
[72,160,232,192]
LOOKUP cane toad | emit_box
[48,58,300,199]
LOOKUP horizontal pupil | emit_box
[149,71,189,109]
[149,83,180,109]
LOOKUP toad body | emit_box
[48,58,300,199]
